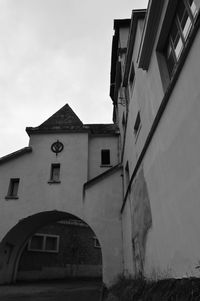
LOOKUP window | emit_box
[101,149,110,166]
[164,0,198,77]
[134,112,141,139]
[28,233,59,253]
[93,237,101,248]
[129,63,135,93]
[49,164,60,183]
[6,178,20,199]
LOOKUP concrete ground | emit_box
[0,279,102,301]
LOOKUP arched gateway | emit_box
[0,104,123,286]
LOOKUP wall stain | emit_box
[131,166,152,275]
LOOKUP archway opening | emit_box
[0,210,102,284]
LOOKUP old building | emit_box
[111,0,200,279]
[0,0,200,286]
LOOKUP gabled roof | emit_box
[26,104,84,135]
[26,103,119,136]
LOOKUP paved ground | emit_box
[0,279,102,301]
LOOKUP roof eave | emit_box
[137,0,164,70]
[123,9,146,87]
[0,147,32,165]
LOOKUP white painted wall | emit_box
[88,136,119,179]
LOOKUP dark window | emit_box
[129,63,135,93]
[93,237,101,248]
[6,178,20,198]
[45,236,58,252]
[164,0,198,77]
[50,164,60,182]
[134,112,141,135]
[101,149,110,165]
[29,235,43,250]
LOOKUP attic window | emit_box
[101,149,111,166]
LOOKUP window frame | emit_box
[163,0,198,79]
[5,178,20,199]
[28,233,60,253]
[48,163,61,184]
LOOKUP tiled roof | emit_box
[26,103,119,136]
[38,104,83,128]
[84,124,119,135]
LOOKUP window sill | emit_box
[28,248,59,253]
[48,180,61,184]
[100,165,113,168]
[5,196,19,200]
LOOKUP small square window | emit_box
[93,237,101,248]
[6,178,20,199]
[101,149,110,166]
[45,236,58,252]
[49,164,61,183]
[29,235,44,251]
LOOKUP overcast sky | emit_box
[0,0,148,157]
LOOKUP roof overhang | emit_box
[123,9,146,87]
[110,19,131,103]
[137,0,164,70]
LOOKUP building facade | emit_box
[0,0,200,286]
[111,0,200,279]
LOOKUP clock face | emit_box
[51,140,64,155]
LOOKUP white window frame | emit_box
[28,233,60,253]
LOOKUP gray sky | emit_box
[0,0,148,157]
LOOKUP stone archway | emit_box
[0,210,102,284]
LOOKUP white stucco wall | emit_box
[84,168,123,286]
[0,132,89,240]
[143,28,200,279]
[88,136,119,179]
[121,8,200,280]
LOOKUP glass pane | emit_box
[30,235,43,250]
[188,0,198,17]
[166,43,176,76]
[45,236,57,251]
[177,1,192,40]
[171,22,183,60]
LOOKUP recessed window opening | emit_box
[6,178,20,198]
[101,149,110,166]
[134,112,141,136]
[129,63,135,93]
[50,164,60,182]
[164,0,198,77]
